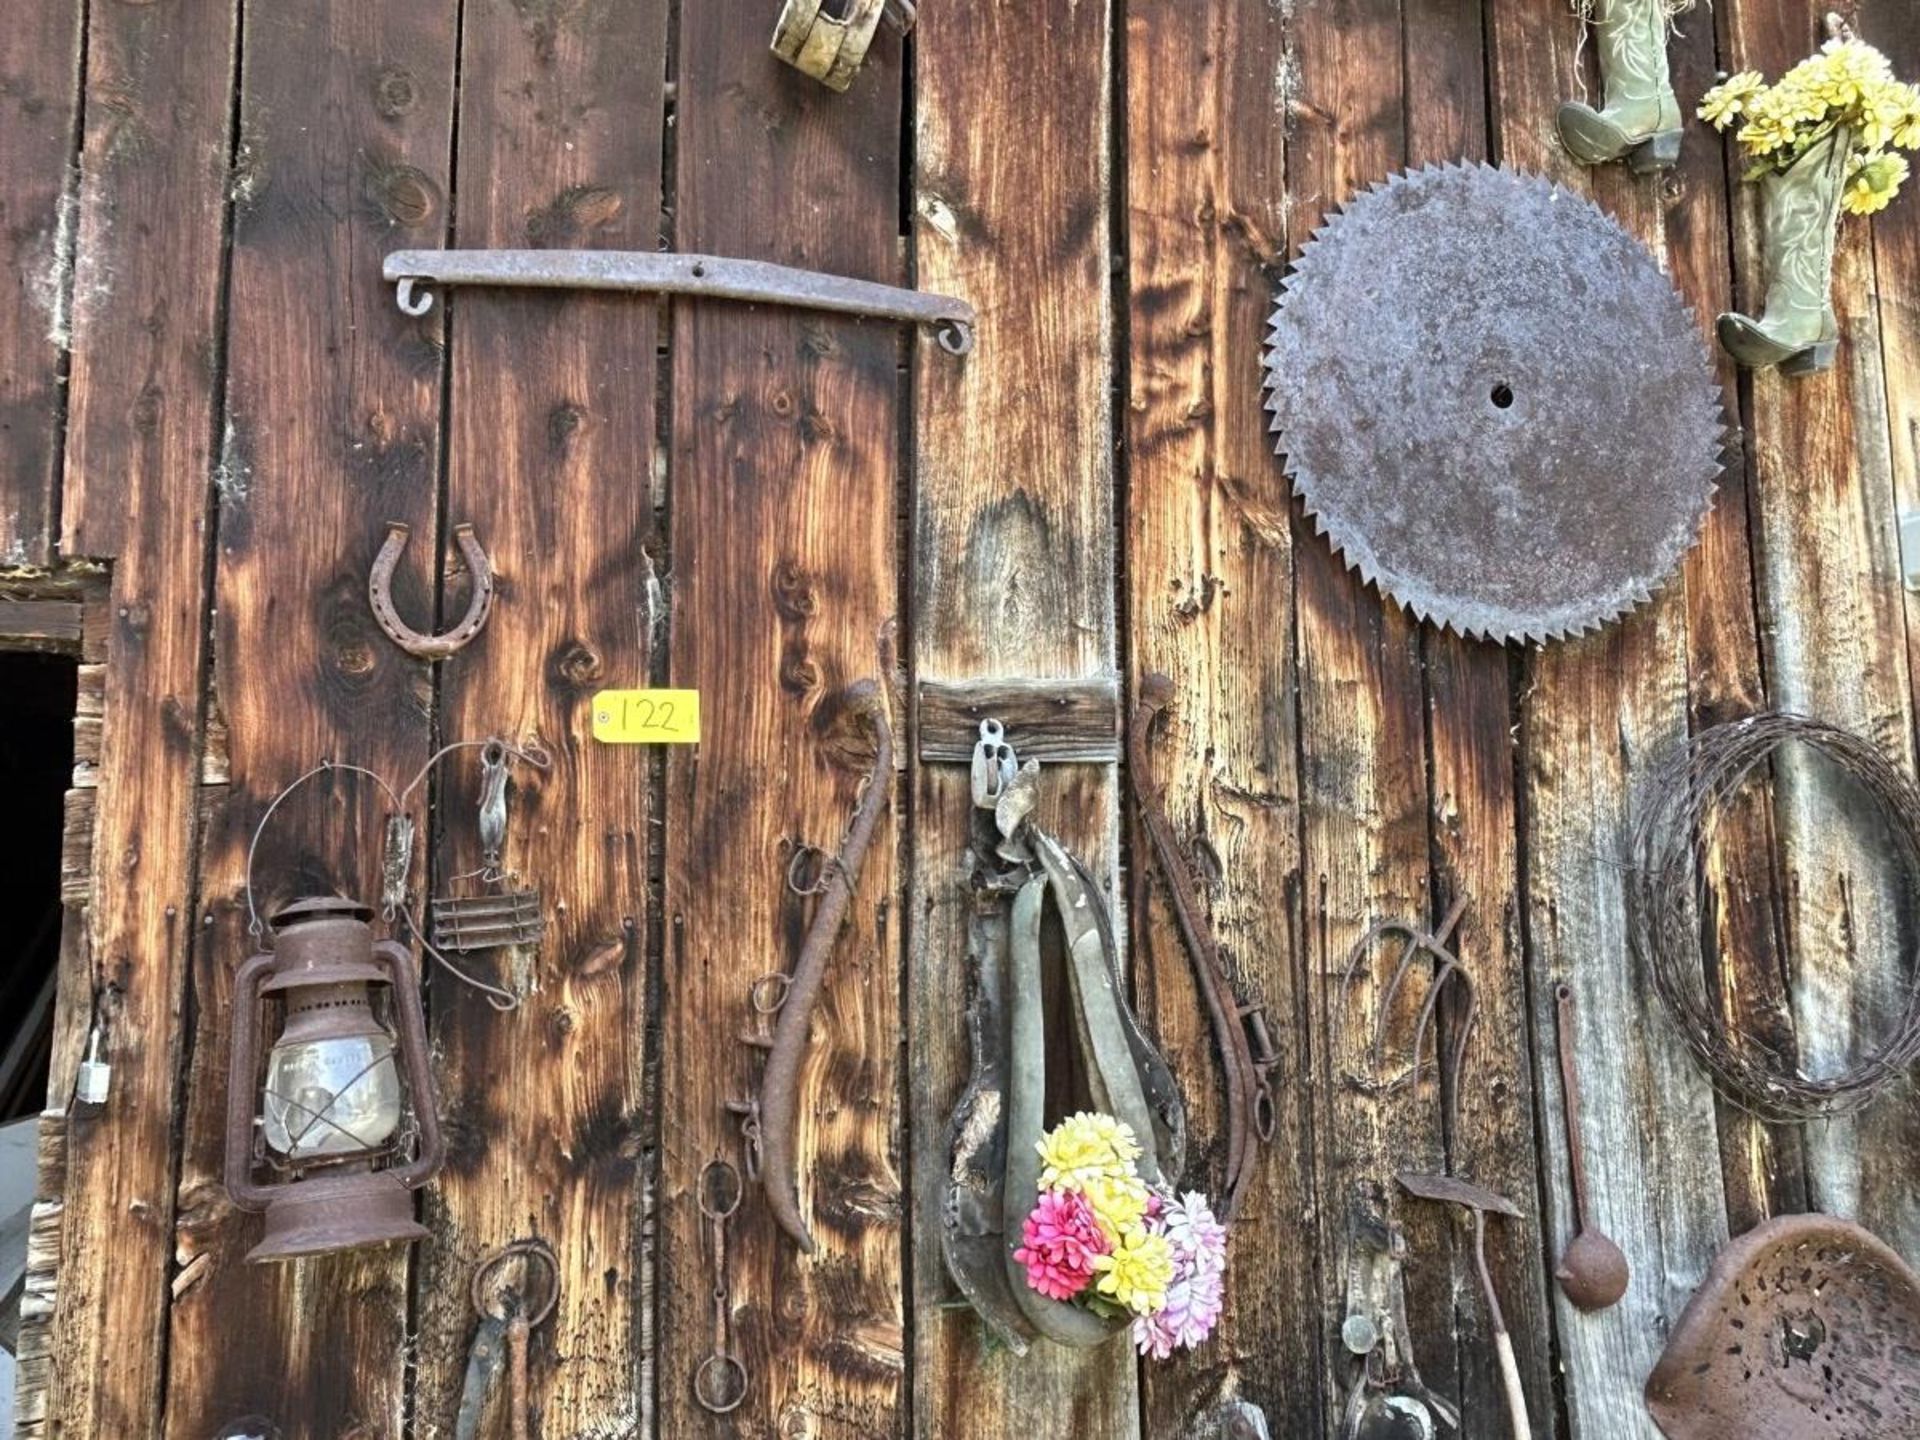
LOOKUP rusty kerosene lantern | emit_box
[224,896,444,1262]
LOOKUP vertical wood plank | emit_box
[1277,1,1469,1431]
[657,7,905,1433]
[409,2,667,1435]
[1399,1,1559,1424]
[161,5,457,1434]
[1485,5,1729,1434]
[42,0,235,1430]
[1876,4,1920,750]
[1718,0,1920,1254]
[1122,0,1321,1430]
[1670,0,1807,1235]
[908,0,1128,1435]
[0,0,80,565]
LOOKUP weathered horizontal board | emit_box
[917,675,1120,762]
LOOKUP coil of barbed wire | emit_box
[1628,713,1920,1121]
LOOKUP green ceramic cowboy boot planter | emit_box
[1557,0,1686,171]
[940,719,1187,1352]
[1718,129,1849,374]
[1702,25,1920,375]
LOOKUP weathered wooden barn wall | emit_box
[4,0,1919,1436]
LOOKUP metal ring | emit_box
[693,1352,747,1414]
[470,1238,560,1326]
[749,972,793,1015]
[697,1159,742,1220]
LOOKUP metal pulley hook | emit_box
[369,521,496,660]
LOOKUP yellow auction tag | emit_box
[591,689,701,744]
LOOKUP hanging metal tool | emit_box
[431,739,547,954]
[939,717,1187,1350]
[455,1238,559,1440]
[693,1160,748,1415]
[1339,1189,1460,1440]
[384,249,975,355]
[1551,983,1629,1312]
[1264,163,1723,644]
[731,674,893,1253]
[1336,895,1476,1140]
[1127,673,1276,1221]
[368,521,495,661]
[771,0,915,92]
[1397,1173,1529,1440]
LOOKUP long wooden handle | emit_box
[1495,1331,1530,1437]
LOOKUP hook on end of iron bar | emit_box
[395,277,435,317]
[934,318,974,356]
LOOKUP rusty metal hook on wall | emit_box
[368,520,496,660]
[739,674,894,1253]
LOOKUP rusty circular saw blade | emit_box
[1263,163,1724,645]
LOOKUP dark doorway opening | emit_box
[0,652,77,1120]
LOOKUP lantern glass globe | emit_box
[261,985,403,1159]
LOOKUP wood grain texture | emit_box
[0,599,82,649]
[909,0,1128,1435]
[1672,0,1806,1235]
[0,0,79,566]
[657,7,905,1434]
[41,0,234,1430]
[1122,0,1318,1432]
[408,2,666,1436]
[1399,0,1557,1424]
[1718,0,1920,1256]
[1274,1,1476,1431]
[1486,6,1729,1436]
[1875,2,1920,749]
[918,676,1120,762]
[160,6,456,1436]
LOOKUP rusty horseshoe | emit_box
[368,521,496,660]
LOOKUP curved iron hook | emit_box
[754,674,894,1253]
[369,520,496,661]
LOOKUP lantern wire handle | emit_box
[245,760,402,937]
[244,739,554,1014]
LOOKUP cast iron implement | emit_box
[734,677,894,1253]
[1645,1213,1920,1439]
[1264,163,1724,644]
[1397,1173,1529,1440]
[1128,673,1277,1220]
[456,1239,558,1440]
[1337,895,1476,1140]
[1551,983,1630,1312]
[383,249,976,355]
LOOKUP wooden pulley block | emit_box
[770,0,914,93]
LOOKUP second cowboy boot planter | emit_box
[1718,129,1850,374]
[1557,0,1686,171]
[1702,27,1920,373]
[940,720,1201,1353]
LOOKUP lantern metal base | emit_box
[247,1171,427,1263]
